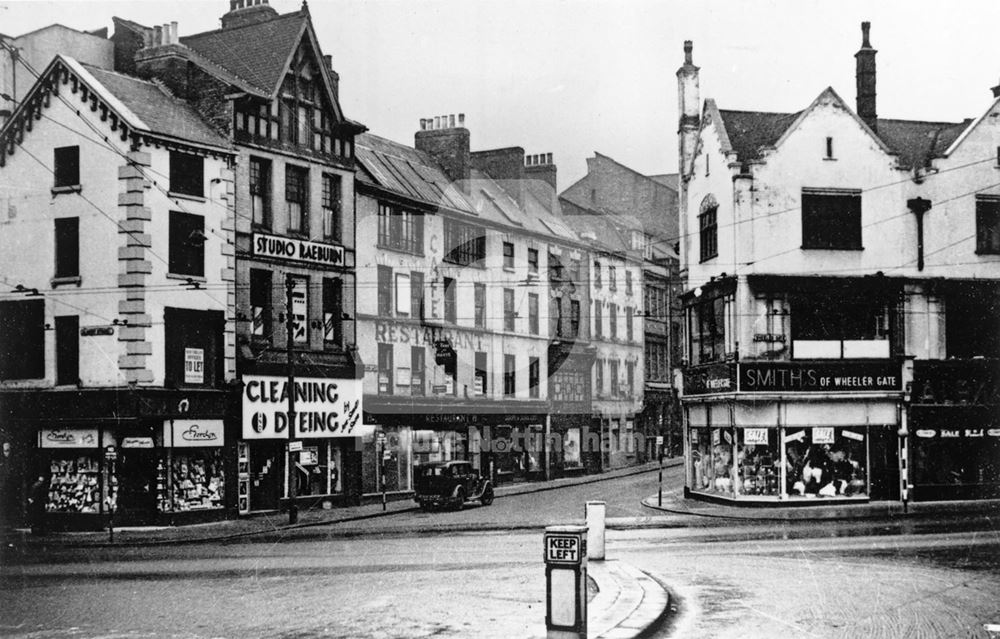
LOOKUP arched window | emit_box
[699,194,719,262]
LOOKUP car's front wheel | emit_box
[480,485,494,506]
[453,487,467,511]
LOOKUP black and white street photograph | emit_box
[0,1,998,637]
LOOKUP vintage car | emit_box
[414,460,494,510]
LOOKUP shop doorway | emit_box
[868,426,900,501]
[249,442,281,511]
[116,449,158,524]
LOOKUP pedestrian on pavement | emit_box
[28,474,49,536]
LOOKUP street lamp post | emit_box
[285,274,298,525]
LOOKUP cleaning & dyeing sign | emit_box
[242,375,362,439]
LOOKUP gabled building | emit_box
[0,55,236,528]
[114,0,366,513]
[677,24,1000,505]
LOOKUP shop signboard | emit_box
[121,437,154,448]
[684,363,737,395]
[910,360,1000,406]
[164,419,224,448]
[252,232,344,268]
[242,375,363,439]
[39,428,98,448]
[914,428,1000,439]
[739,362,901,393]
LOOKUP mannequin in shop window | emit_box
[712,445,733,492]
[801,444,835,496]
[786,443,806,495]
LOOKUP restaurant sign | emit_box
[252,232,344,268]
[242,375,363,439]
[739,362,901,393]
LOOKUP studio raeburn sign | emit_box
[242,375,362,439]
[252,232,344,268]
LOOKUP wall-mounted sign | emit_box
[291,277,308,344]
[739,362,901,393]
[121,437,154,448]
[39,428,98,448]
[81,326,115,337]
[683,363,737,395]
[915,428,1000,439]
[184,348,205,384]
[164,419,224,448]
[252,232,344,268]
[242,375,363,439]
[753,333,787,343]
[375,320,488,352]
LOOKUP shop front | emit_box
[907,359,1000,501]
[683,361,903,505]
[239,375,363,514]
[1,388,232,531]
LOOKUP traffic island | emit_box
[588,560,671,639]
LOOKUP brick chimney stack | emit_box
[855,21,877,132]
[524,153,557,190]
[222,0,278,30]
[415,113,471,187]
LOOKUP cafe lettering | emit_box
[242,375,363,439]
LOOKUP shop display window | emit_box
[47,454,103,513]
[784,427,867,498]
[291,442,347,496]
[166,449,224,511]
[737,428,780,496]
[413,430,467,466]
[690,427,735,496]
[563,429,582,468]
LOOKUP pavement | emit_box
[588,559,671,639]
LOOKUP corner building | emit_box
[677,25,1000,505]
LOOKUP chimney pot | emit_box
[861,21,871,48]
[991,82,1000,99]
[855,21,877,132]
[458,113,465,127]
[419,119,426,131]
[547,153,553,164]
[449,114,455,128]
[683,40,693,65]
[154,25,163,46]
[171,22,178,44]
[230,0,237,10]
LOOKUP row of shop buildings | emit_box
[676,24,1000,505]
[0,1,682,530]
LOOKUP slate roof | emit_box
[718,108,971,169]
[181,12,306,95]
[81,63,230,149]
[356,133,475,214]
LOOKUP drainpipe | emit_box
[907,197,932,272]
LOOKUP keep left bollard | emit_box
[585,500,606,561]
[544,525,587,639]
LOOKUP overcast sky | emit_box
[4,0,1000,189]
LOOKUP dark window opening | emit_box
[475,351,487,395]
[687,296,727,365]
[410,272,425,320]
[378,343,393,395]
[529,357,540,398]
[791,294,891,342]
[411,346,425,396]
[55,315,79,385]
[0,300,44,380]
[323,277,343,347]
[826,137,834,159]
[164,307,223,388]
[249,157,272,228]
[528,248,539,274]
[474,283,486,328]
[503,242,514,269]
[169,151,204,197]
[699,207,718,262]
[378,203,423,254]
[529,293,539,335]
[443,219,485,266]
[377,266,392,316]
[570,300,581,337]
[168,211,205,277]
[285,165,308,233]
[945,288,1000,358]
[53,146,79,187]
[503,354,516,397]
[55,217,79,278]
[976,197,1000,255]
[802,190,862,250]
[504,288,515,331]
[322,174,342,241]
[444,277,457,323]
[250,269,272,342]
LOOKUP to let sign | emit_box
[545,535,582,564]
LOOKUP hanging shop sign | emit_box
[739,362,901,393]
[683,363,737,395]
[812,427,835,444]
[39,428,98,448]
[242,375,363,439]
[252,232,344,268]
[164,419,224,448]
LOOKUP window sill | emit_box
[823,157,838,161]
[376,243,424,257]
[800,245,864,251]
[51,185,81,196]
[699,255,718,264]
[166,272,207,283]
[974,250,1000,256]
[503,266,515,273]
[51,276,81,288]
[168,191,207,203]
